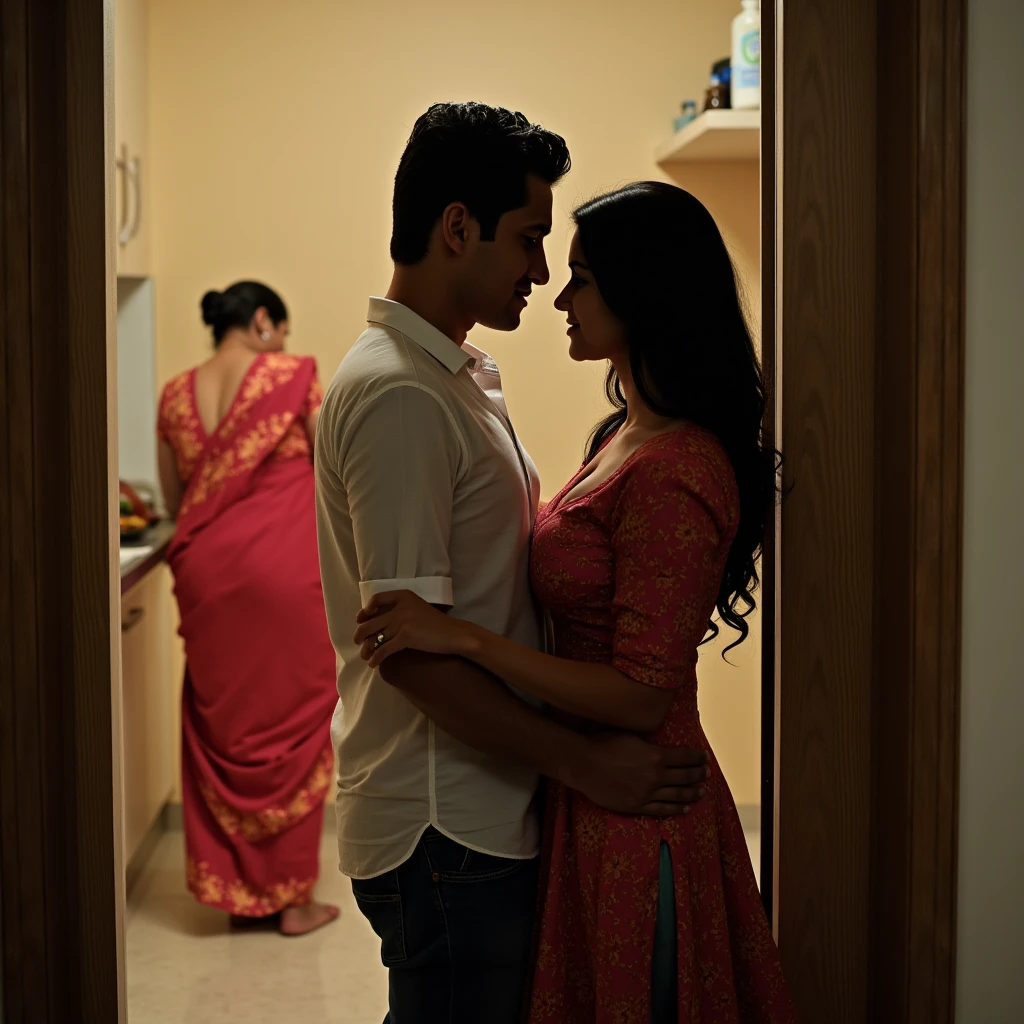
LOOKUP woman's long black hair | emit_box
[574,182,780,653]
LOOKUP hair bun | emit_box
[200,280,287,346]
[200,290,224,326]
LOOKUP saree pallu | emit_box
[167,355,337,916]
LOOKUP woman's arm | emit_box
[377,648,707,814]
[357,451,727,735]
[463,626,674,731]
[304,408,320,447]
[355,595,673,733]
[303,365,323,447]
[158,440,184,519]
[464,618,671,733]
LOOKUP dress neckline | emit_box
[547,424,691,516]
[190,353,264,442]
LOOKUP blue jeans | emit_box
[352,827,540,1024]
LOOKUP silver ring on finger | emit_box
[373,632,387,651]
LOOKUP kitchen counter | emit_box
[120,520,175,595]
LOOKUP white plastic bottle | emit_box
[731,0,761,110]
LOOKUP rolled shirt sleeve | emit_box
[340,383,466,608]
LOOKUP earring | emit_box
[260,330,271,342]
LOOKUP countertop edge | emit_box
[120,521,175,596]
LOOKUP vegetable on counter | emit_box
[118,480,156,538]
[120,514,148,534]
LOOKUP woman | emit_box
[158,281,339,936]
[353,185,796,1020]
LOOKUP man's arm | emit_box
[336,385,707,812]
[380,649,707,816]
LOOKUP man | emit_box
[315,102,707,1023]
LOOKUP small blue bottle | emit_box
[673,100,698,133]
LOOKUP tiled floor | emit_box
[126,831,388,1024]
[126,826,763,1023]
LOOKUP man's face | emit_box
[458,175,553,332]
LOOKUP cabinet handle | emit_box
[127,154,142,242]
[115,144,141,246]
[121,606,145,633]
[115,143,131,245]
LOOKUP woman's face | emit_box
[554,230,628,363]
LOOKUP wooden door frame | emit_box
[0,0,965,1021]
[0,0,124,1021]
[869,0,966,1018]
[767,0,966,1021]
[758,0,779,925]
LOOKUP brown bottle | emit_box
[704,74,727,111]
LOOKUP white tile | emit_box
[126,832,388,1024]
[128,824,768,1021]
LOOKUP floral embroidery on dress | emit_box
[157,370,204,481]
[215,352,302,440]
[274,420,313,462]
[186,856,317,917]
[304,374,324,416]
[165,351,333,924]
[159,353,321,518]
[527,426,796,1023]
[197,746,333,844]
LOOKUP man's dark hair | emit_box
[390,102,571,265]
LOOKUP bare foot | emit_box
[279,901,340,937]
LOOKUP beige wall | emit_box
[956,1,1024,1020]
[148,0,762,806]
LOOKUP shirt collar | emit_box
[367,297,471,375]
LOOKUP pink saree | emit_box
[161,352,337,916]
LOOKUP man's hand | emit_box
[569,734,710,816]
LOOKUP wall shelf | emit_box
[655,109,760,165]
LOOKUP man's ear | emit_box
[440,202,473,255]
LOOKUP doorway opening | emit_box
[112,1,772,1019]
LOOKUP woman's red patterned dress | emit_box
[527,425,796,1023]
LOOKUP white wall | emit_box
[148,0,764,808]
[956,2,1024,1020]
[146,0,755,499]
[116,277,158,495]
